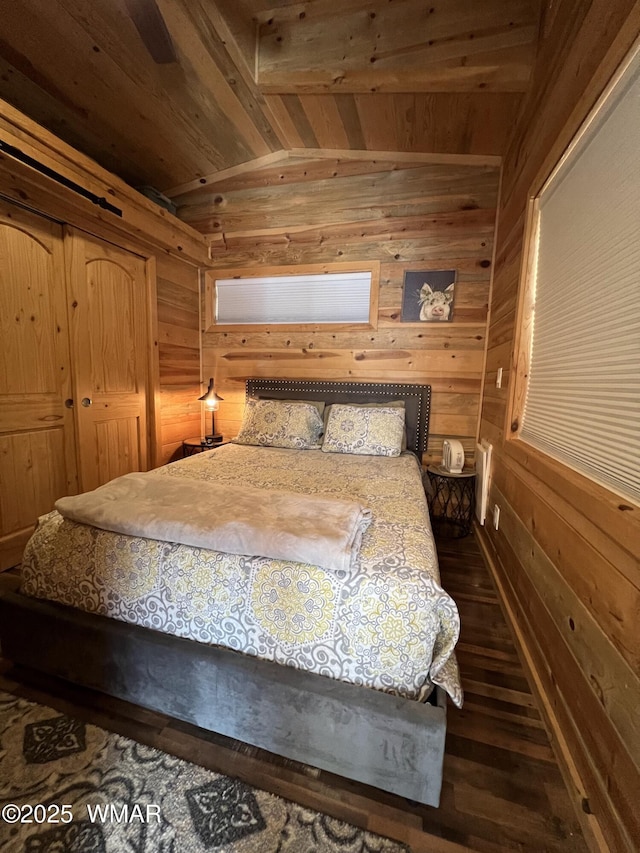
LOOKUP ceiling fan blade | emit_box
[124,0,177,64]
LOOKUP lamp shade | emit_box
[198,378,224,409]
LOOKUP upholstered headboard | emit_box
[246,378,431,455]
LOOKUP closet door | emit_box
[65,229,149,493]
[0,202,78,569]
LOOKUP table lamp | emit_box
[198,378,224,444]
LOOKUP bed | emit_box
[0,379,461,807]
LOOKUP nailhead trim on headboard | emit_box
[245,379,431,455]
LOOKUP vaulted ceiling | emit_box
[0,0,543,197]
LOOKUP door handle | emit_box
[81,397,92,407]
[64,398,74,409]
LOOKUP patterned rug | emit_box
[0,691,409,852]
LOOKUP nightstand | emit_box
[182,437,228,458]
[425,465,476,539]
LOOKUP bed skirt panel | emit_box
[0,589,446,806]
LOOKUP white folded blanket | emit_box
[55,472,372,574]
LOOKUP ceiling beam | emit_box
[166,147,501,199]
[256,0,541,94]
[258,65,534,94]
[164,151,291,197]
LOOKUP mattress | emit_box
[21,444,462,706]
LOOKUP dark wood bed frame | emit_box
[0,379,449,807]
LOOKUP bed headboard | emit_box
[246,379,431,455]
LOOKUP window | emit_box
[204,262,379,330]
[511,46,640,504]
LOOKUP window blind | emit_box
[520,50,640,503]
[215,272,372,325]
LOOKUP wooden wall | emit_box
[476,2,640,851]
[175,154,500,463]
[156,255,202,464]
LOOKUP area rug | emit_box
[0,691,409,852]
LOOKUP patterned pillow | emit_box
[323,400,406,448]
[321,405,405,457]
[235,399,324,449]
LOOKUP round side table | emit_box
[182,437,227,458]
[425,465,476,539]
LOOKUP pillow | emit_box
[323,400,407,448]
[321,404,405,457]
[235,399,324,449]
[264,397,325,418]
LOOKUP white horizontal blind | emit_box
[215,272,372,324]
[521,50,640,503]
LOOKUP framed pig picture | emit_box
[401,269,456,322]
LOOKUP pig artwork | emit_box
[418,282,455,321]
[400,269,456,322]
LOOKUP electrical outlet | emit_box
[496,367,503,389]
[493,504,501,530]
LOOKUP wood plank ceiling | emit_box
[0,0,543,195]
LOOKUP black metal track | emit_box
[0,139,122,217]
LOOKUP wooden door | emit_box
[0,201,78,569]
[65,229,149,493]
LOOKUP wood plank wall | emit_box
[476,2,640,851]
[176,156,500,464]
[155,255,202,464]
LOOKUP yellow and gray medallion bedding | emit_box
[21,444,463,707]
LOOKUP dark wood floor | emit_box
[0,533,587,853]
